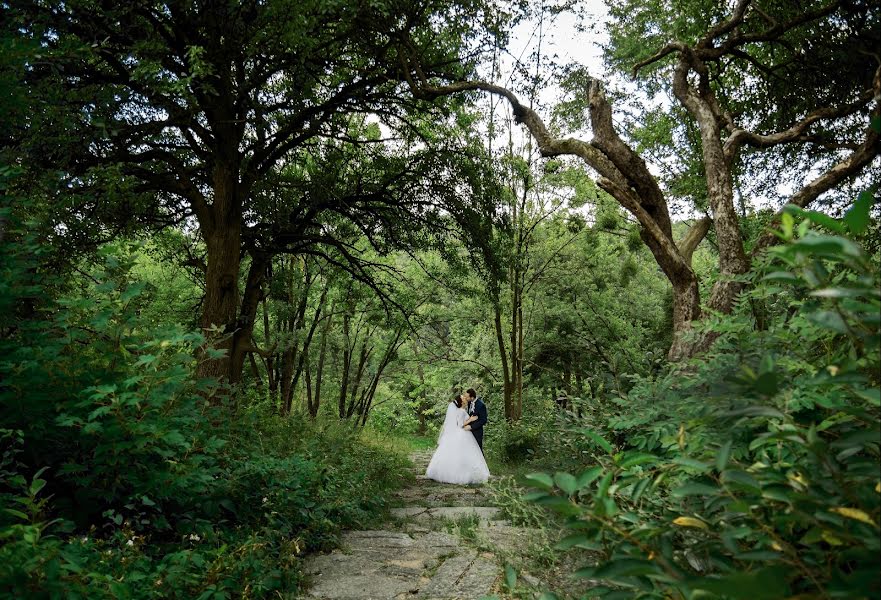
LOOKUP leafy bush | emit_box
[524,196,880,599]
[0,217,408,597]
[485,406,548,463]
[488,475,549,529]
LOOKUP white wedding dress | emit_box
[425,403,490,484]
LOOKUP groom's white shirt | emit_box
[468,400,474,413]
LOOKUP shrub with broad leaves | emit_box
[524,193,880,600]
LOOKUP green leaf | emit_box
[596,471,614,498]
[618,453,659,469]
[581,429,614,453]
[762,271,799,283]
[780,211,793,238]
[694,566,790,599]
[810,287,871,298]
[808,310,849,334]
[792,234,862,259]
[801,210,846,234]
[576,466,603,489]
[30,477,47,497]
[672,457,711,472]
[754,371,778,396]
[631,477,651,502]
[524,473,554,490]
[120,282,147,302]
[798,528,824,545]
[523,491,550,502]
[854,387,881,407]
[555,534,591,550]
[724,406,785,419]
[831,429,881,450]
[672,482,719,497]
[734,550,783,561]
[592,558,661,579]
[135,354,158,367]
[716,440,732,472]
[843,190,874,235]
[162,431,187,446]
[88,405,113,421]
[555,535,604,551]
[721,470,762,494]
[4,508,28,520]
[554,472,578,495]
[533,496,581,516]
[504,564,517,590]
[761,486,793,504]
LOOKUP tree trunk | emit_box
[346,344,371,418]
[198,223,241,383]
[248,353,263,388]
[229,253,268,384]
[666,272,704,361]
[287,285,328,412]
[493,301,515,421]
[416,363,428,435]
[304,356,313,417]
[263,298,277,395]
[338,313,352,419]
[281,262,311,414]
[357,328,404,427]
[195,146,248,381]
[310,310,332,419]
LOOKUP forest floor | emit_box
[300,448,563,599]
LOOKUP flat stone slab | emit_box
[303,530,478,599]
[418,550,498,599]
[474,524,542,554]
[393,486,490,509]
[390,506,501,523]
[341,530,416,548]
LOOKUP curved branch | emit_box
[676,217,712,265]
[412,78,694,281]
[724,88,875,156]
[698,0,752,49]
[752,81,881,255]
[632,42,688,77]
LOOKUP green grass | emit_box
[398,433,437,452]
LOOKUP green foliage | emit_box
[0,219,408,597]
[488,476,548,530]
[494,420,544,463]
[523,196,881,599]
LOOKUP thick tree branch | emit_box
[676,217,712,265]
[724,89,875,156]
[752,71,881,255]
[698,0,752,49]
[632,42,688,77]
[411,77,695,281]
[588,80,670,229]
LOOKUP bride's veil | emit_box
[437,401,458,442]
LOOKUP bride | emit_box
[425,394,490,484]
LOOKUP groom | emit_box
[462,388,488,453]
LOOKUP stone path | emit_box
[301,450,543,599]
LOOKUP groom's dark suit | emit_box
[467,397,488,452]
